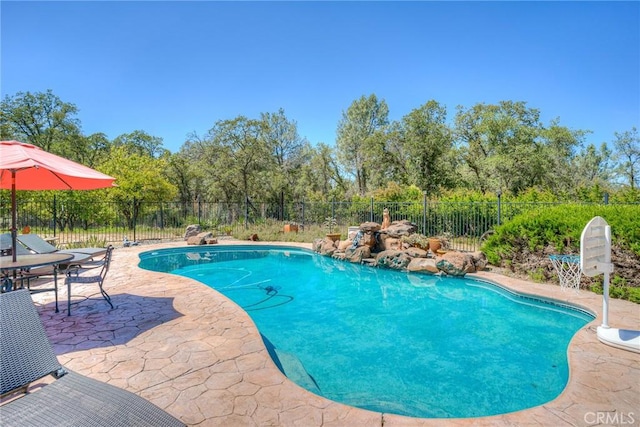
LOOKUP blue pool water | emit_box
[139,246,594,418]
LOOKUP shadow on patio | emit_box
[34,293,183,354]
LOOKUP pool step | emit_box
[274,349,322,394]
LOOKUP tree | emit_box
[572,143,613,188]
[538,120,588,195]
[260,109,308,202]
[55,132,111,167]
[205,116,269,206]
[112,130,167,158]
[613,127,640,189]
[99,146,178,229]
[455,101,548,195]
[0,90,81,151]
[296,143,347,199]
[336,94,389,195]
[398,100,454,196]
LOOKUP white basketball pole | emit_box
[601,225,611,329]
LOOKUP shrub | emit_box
[482,204,640,303]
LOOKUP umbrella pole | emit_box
[11,170,17,262]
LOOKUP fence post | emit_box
[422,191,427,235]
[133,197,137,242]
[301,199,305,229]
[496,190,502,226]
[603,192,609,204]
[370,197,374,222]
[198,195,202,225]
[245,196,249,230]
[52,195,57,237]
[331,197,335,221]
[280,191,285,221]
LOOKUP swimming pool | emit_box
[139,245,595,418]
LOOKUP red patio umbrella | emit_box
[0,140,116,261]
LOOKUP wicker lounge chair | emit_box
[0,289,184,426]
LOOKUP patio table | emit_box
[1,253,76,312]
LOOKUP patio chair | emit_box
[65,245,114,315]
[0,289,184,426]
[17,233,107,258]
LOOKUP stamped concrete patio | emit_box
[25,241,639,426]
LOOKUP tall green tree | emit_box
[538,120,588,195]
[99,146,177,229]
[296,143,347,199]
[572,143,613,189]
[205,116,269,205]
[455,101,547,195]
[0,90,81,151]
[613,127,640,190]
[112,130,167,158]
[260,109,308,201]
[336,94,389,195]
[398,100,454,196]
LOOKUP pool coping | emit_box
[30,241,640,426]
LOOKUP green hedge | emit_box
[482,204,640,264]
[482,204,640,303]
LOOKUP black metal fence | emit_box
[0,192,574,251]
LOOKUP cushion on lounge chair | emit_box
[16,234,59,254]
[0,233,31,256]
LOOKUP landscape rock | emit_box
[187,231,214,245]
[404,246,428,258]
[436,252,476,276]
[184,224,201,240]
[360,232,378,249]
[380,236,402,251]
[471,251,488,271]
[384,220,418,238]
[376,250,411,270]
[359,222,381,233]
[338,239,353,252]
[317,237,338,256]
[407,257,439,273]
[345,246,371,263]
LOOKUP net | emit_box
[549,254,582,293]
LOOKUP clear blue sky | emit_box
[2,1,638,154]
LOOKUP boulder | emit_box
[318,237,338,256]
[436,252,476,276]
[184,224,201,240]
[471,251,488,271]
[404,246,428,258]
[359,222,381,233]
[187,231,214,245]
[360,232,378,249]
[384,220,418,238]
[381,236,403,251]
[407,258,439,274]
[375,250,411,270]
[345,246,371,263]
[338,239,353,252]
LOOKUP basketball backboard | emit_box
[580,216,612,277]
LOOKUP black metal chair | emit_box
[65,245,114,315]
[0,289,184,426]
